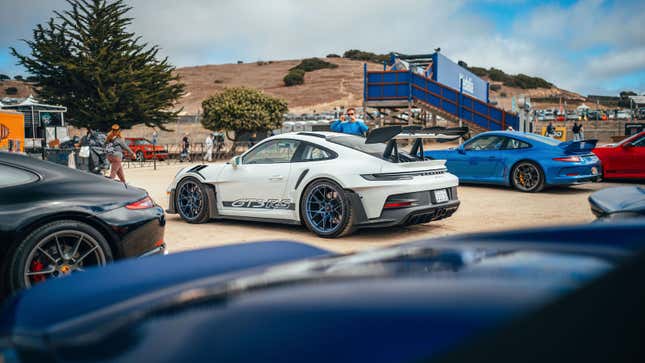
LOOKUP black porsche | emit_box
[0,152,165,298]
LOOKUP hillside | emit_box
[2,58,586,113]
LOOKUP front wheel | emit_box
[8,220,113,292]
[301,180,354,238]
[175,177,210,224]
[136,151,144,162]
[511,161,545,192]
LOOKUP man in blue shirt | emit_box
[330,107,368,136]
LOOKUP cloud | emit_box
[1,0,643,95]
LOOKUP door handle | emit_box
[269,175,284,181]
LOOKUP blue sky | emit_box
[1,0,643,96]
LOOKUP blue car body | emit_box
[1,222,644,363]
[425,131,601,187]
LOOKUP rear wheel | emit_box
[8,220,113,292]
[176,177,210,224]
[511,161,545,192]
[301,180,354,238]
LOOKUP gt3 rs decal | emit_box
[223,199,295,210]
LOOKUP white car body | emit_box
[167,131,460,236]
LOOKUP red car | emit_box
[124,137,169,161]
[592,131,645,179]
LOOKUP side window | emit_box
[504,138,531,150]
[464,135,506,151]
[298,144,334,162]
[0,164,39,188]
[243,140,300,164]
[632,136,645,147]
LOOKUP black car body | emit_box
[589,186,645,220]
[0,152,165,297]
[1,222,643,363]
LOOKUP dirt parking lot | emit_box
[121,162,638,254]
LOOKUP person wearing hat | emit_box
[105,124,134,182]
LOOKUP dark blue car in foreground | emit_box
[1,222,644,363]
[425,131,602,192]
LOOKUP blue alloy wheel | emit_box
[305,183,345,234]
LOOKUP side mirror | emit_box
[622,142,633,149]
[457,145,466,154]
[230,156,241,168]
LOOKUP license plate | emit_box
[434,189,449,203]
[591,167,598,175]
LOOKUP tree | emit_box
[14,75,24,81]
[0,74,10,81]
[11,0,185,131]
[25,76,39,83]
[284,69,305,86]
[201,87,287,141]
[4,87,18,95]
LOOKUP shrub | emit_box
[237,60,243,64]
[213,79,224,84]
[326,53,340,58]
[290,58,338,72]
[490,84,502,92]
[342,49,389,64]
[283,69,305,86]
[0,74,9,81]
[201,87,288,139]
[500,92,507,97]
[469,67,487,77]
[13,75,24,81]
[4,87,18,95]
[25,76,39,83]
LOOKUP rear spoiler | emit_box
[365,126,469,144]
[366,126,469,163]
[559,139,598,154]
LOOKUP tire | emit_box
[300,179,354,238]
[136,151,144,162]
[511,161,545,192]
[175,177,211,224]
[7,220,113,293]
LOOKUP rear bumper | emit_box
[97,205,166,258]
[352,187,460,228]
[546,162,602,185]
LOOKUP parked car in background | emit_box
[1,222,643,363]
[543,110,555,121]
[592,131,645,179]
[589,186,645,221]
[616,110,632,120]
[124,137,169,161]
[425,131,601,192]
[566,111,579,120]
[0,152,165,298]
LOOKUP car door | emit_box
[216,139,300,220]
[460,135,507,181]
[625,135,645,178]
[497,137,532,182]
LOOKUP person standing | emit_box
[180,133,191,162]
[546,122,555,138]
[330,107,368,136]
[204,133,214,162]
[105,124,134,183]
[578,123,585,140]
[572,122,580,141]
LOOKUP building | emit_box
[0,95,67,149]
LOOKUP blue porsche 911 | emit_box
[425,131,602,192]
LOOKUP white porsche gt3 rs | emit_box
[166,126,466,238]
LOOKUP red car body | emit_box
[592,132,645,179]
[124,137,169,161]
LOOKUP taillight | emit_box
[384,201,414,209]
[553,156,581,162]
[126,196,155,210]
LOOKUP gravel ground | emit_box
[122,162,636,254]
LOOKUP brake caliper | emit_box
[30,259,46,283]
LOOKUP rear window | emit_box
[0,164,39,187]
[522,133,561,146]
[327,135,386,158]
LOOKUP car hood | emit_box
[588,186,645,215]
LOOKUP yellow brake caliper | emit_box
[519,173,526,186]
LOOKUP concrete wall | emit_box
[533,119,637,142]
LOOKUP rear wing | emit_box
[559,139,598,154]
[366,126,469,162]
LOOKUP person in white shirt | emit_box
[204,134,214,162]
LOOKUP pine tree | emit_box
[11,0,185,131]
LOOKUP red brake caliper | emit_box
[30,259,46,283]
